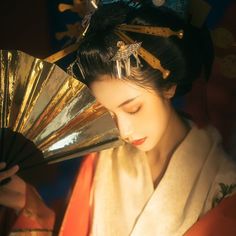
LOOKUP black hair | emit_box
[76,1,214,97]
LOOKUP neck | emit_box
[146,108,190,187]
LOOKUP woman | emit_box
[1,2,236,235]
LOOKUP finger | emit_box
[0,165,19,181]
[0,188,26,211]
[0,162,6,170]
[0,177,11,186]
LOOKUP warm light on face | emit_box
[90,76,173,152]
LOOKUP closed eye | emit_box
[127,106,141,115]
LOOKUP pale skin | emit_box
[0,74,189,211]
[91,75,190,187]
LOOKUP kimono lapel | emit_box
[131,126,224,236]
[91,144,154,236]
[91,126,225,236]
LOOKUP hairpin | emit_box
[111,41,142,78]
[116,24,184,39]
[90,0,98,9]
[69,21,183,81]
[113,25,184,79]
[114,30,170,79]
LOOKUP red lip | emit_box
[131,137,146,146]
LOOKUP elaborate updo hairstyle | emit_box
[76,1,214,97]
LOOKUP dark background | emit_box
[0,0,79,58]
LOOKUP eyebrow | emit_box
[118,96,139,108]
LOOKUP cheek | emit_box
[145,116,164,137]
[141,102,169,137]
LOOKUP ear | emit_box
[163,85,177,99]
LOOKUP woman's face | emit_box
[90,76,173,152]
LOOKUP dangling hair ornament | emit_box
[67,3,184,81]
[113,24,184,79]
[67,0,99,78]
[67,59,86,80]
[111,41,142,78]
[80,0,99,37]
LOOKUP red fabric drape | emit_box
[59,153,97,236]
[185,194,236,236]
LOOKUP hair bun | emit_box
[88,2,130,34]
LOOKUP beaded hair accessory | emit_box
[113,24,184,79]
[111,41,142,78]
[67,23,183,80]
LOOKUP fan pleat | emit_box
[0,50,122,172]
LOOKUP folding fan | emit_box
[0,49,122,172]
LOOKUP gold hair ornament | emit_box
[66,23,183,80]
[116,24,184,39]
[112,24,183,79]
[111,41,142,78]
[114,30,166,79]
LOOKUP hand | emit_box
[0,162,26,212]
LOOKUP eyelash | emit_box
[128,106,141,115]
[109,106,141,120]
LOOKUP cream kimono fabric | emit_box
[90,125,236,236]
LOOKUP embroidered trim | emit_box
[212,182,236,208]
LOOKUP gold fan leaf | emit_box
[0,50,122,170]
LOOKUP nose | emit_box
[115,115,133,141]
